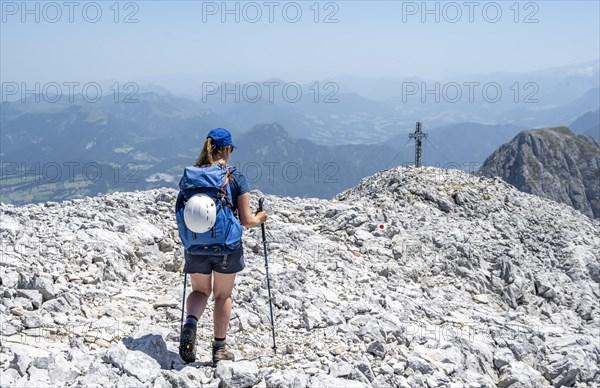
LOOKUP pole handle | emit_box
[258,197,266,237]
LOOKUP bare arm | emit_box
[237,192,267,228]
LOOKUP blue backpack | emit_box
[175,164,243,255]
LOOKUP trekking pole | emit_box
[258,197,276,352]
[180,272,187,335]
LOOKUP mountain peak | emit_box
[241,122,292,139]
[478,127,600,218]
[246,121,290,136]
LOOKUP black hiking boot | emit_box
[179,323,197,363]
[212,341,235,366]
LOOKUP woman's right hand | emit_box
[238,193,268,228]
[255,211,268,225]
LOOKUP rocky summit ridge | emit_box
[1,166,599,387]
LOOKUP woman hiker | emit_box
[178,127,268,364]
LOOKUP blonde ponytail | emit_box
[195,137,228,167]
[195,137,214,167]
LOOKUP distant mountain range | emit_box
[1,60,599,205]
[336,60,599,105]
[188,65,599,144]
[331,60,600,133]
[477,127,600,219]
[19,59,590,145]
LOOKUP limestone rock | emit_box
[15,289,43,309]
[366,340,386,358]
[265,370,309,388]
[215,361,261,388]
[48,354,81,385]
[310,374,368,388]
[103,343,161,383]
[122,332,174,369]
[18,274,56,302]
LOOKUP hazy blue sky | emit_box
[2,0,599,86]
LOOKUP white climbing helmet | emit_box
[184,194,216,233]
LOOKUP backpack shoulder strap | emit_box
[229,170,239,192]
[218,166,236,208]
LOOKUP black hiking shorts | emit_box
[183,247,245,274]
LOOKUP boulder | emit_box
[215,361,260,388]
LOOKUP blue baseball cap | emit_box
[207,127,237,149]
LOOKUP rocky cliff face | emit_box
[477,127,600,219]
[1,167,599,387]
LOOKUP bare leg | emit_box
[212,272,237,339]
[187,273,212,320]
